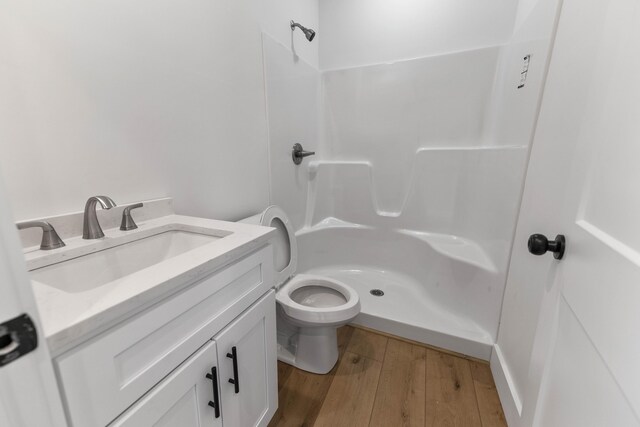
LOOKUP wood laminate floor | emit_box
[269,326,507,427]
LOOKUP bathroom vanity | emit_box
[25,213,278,427]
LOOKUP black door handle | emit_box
[227,346,240,394]
[528,234,566,260]
[206,366,221,419]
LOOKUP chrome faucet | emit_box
[83,196,116,239]
[16,221,66,250]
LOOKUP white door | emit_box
[214,291,277,427]
[0,176,67,426]
[111,340,222,427]
[496,0,640,425]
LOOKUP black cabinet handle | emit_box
[528,234,566,260]
[206,366,221,418]
[226,346,240,394]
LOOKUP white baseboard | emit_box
[491,344,523,426]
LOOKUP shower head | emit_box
[290,20,316,42]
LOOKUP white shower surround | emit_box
[263,0,548,360]
[295,144,527,359]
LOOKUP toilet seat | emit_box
[259,205,297,287]
[276,274,360,325]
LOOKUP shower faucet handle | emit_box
[292,143,315,165]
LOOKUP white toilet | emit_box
[242,206,360,374]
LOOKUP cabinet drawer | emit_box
[56,246,273,427]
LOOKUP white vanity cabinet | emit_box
[111,291,276,427]
[54,246,278,427]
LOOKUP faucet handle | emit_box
[17,221,66,250]
[292,143,316,165]
[120,203,143,231]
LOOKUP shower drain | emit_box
[370,289,384,297]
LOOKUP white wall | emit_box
[0,0,320,223]
[321,48,500,212]
[262,35,321,231]
[257,0,321,231]
[261,0,319,69]
[486,0,564,148]
[319,0,519,70]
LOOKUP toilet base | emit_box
[293,326,338,374]
[276,313,340,374]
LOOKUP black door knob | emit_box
[528,234,566,260]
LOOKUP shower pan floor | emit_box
[303,266,494,359]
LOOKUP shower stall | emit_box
[263,0,560,359]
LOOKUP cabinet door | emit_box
[215,291,277,427]
[110,341,222,427]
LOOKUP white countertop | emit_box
[27,214,275,356]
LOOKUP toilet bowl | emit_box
[241,206,360,374]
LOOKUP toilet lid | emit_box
[260,205,297,287]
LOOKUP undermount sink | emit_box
[31,230,221,293]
